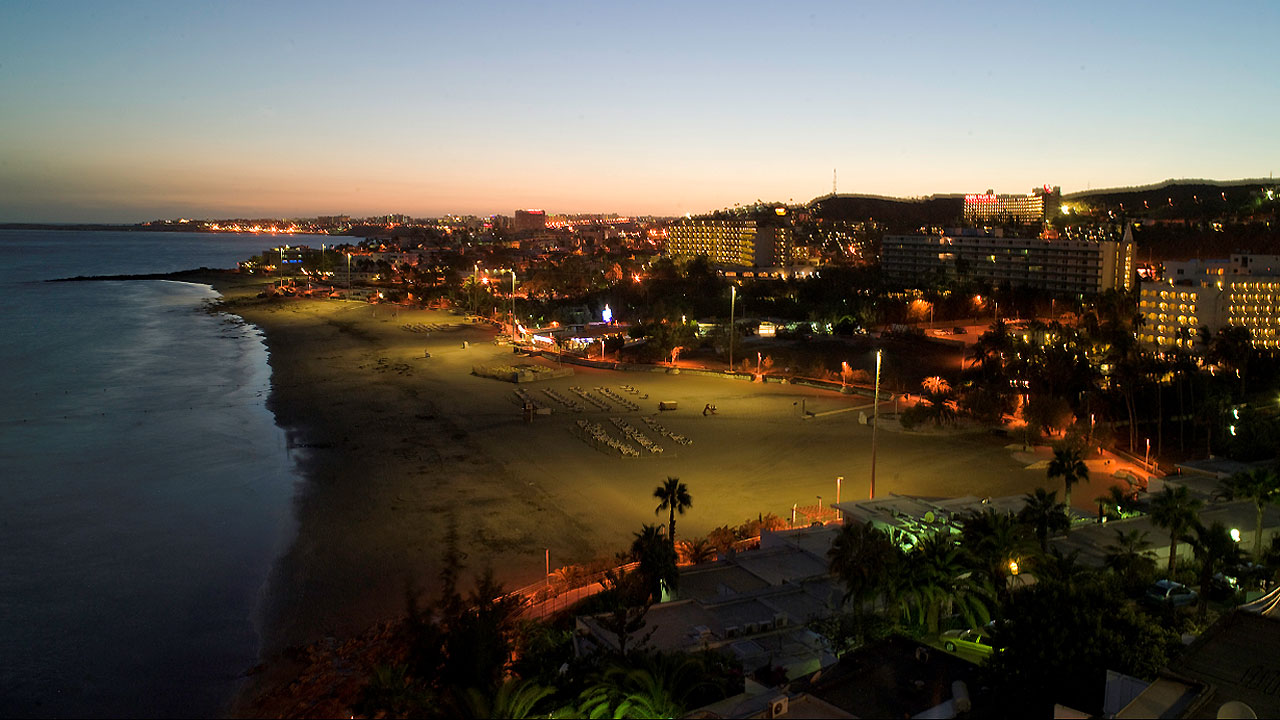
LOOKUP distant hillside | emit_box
[1063,179,1280,261]
[808,194,963,229]
[1064,178,1275,218]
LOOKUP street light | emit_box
[836,476,843,520]
[508,269,516,337]
[728,285,736,372]
[870,349,882,499]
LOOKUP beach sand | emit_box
[196,273,1089,712]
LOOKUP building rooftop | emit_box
[1118,612,1280,718]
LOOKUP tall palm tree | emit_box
[827,522,901,607]
[653,477,692,551]
[1018,488,1070,553]
[1217,468,1280,560]
[1149,485,1203,578]
[1047,443,1089,511]
[1190,521,1246,619]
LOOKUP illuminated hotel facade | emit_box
[666,217,793,267]
[880,227,1135,296]
[1139,255,1280,351]
[964,186,1061,225]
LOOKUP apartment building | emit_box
[880,227,1135,296]
[666,216,793,267]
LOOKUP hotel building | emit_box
[514,209,548,234]
[880,227,1135,296]
[1139,254,1280,351]
[666,216,793,267]
[963,186,1061,225]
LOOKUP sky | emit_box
[1,1,1277,223]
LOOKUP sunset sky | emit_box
[2,1,1277,222]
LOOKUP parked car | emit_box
[940,628,999,656]
[1144,579,1197,607]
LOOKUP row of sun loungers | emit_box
[574,419,640,457]
[569,386,614,412]
[641,415,692,445]
[542,388,584,412]
[596,386,639,411]
[513,388,542,410]
[400,322,460,333]
[610,416,663,454]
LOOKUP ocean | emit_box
[0,229,324,717]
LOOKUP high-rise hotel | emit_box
[666,214,793,267]
[881,226,1135,296]
[1139,255,1280,351]
[964,186,1061,225]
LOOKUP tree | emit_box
[1208,325,1253,398]
[1103,528,1157,588]
[1019,488,1070,553]
[827,522,901,608]
[894,533,992,634]
[595,566,655,657]
[1217,468,1280,560]
[1149,485,1203,578]
[462,678,554,719]
[653,477,692,552]
[1189,521,1246,618]
[631,523,678,601]
[960,508,1033,600]
[983,581,1181,716]
[1096,485,1139,521]
[677,538,717,565]
[576,653,716,719]
[1047,443,1089,510]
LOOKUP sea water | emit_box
[0,230,321,717]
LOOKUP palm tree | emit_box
[653,477,692,551]
[677,538,717,565]
[827,522,901,607]
[1190,521,1246,619]
[1047,443,1089,511]
[894,533,992,634]
[960,507,1033,599]
[1150,485,1203,578]
[464,678,554,719]
[1103,528,1157,581]
[577,654,708,719]
[1217,468,1280,560]
[1096,485,1138,521]
[1034,546,1092,587]
[1018,488,1070,553]
[631,524,677,602]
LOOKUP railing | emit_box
[498,561,641,621]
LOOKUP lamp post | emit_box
[508,269,516,337]
[870,349,882,499]
[836,476,843,521]
[1145,438,1151,468]
[728,285,736,372]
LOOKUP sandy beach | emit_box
[195,273,1123,712]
